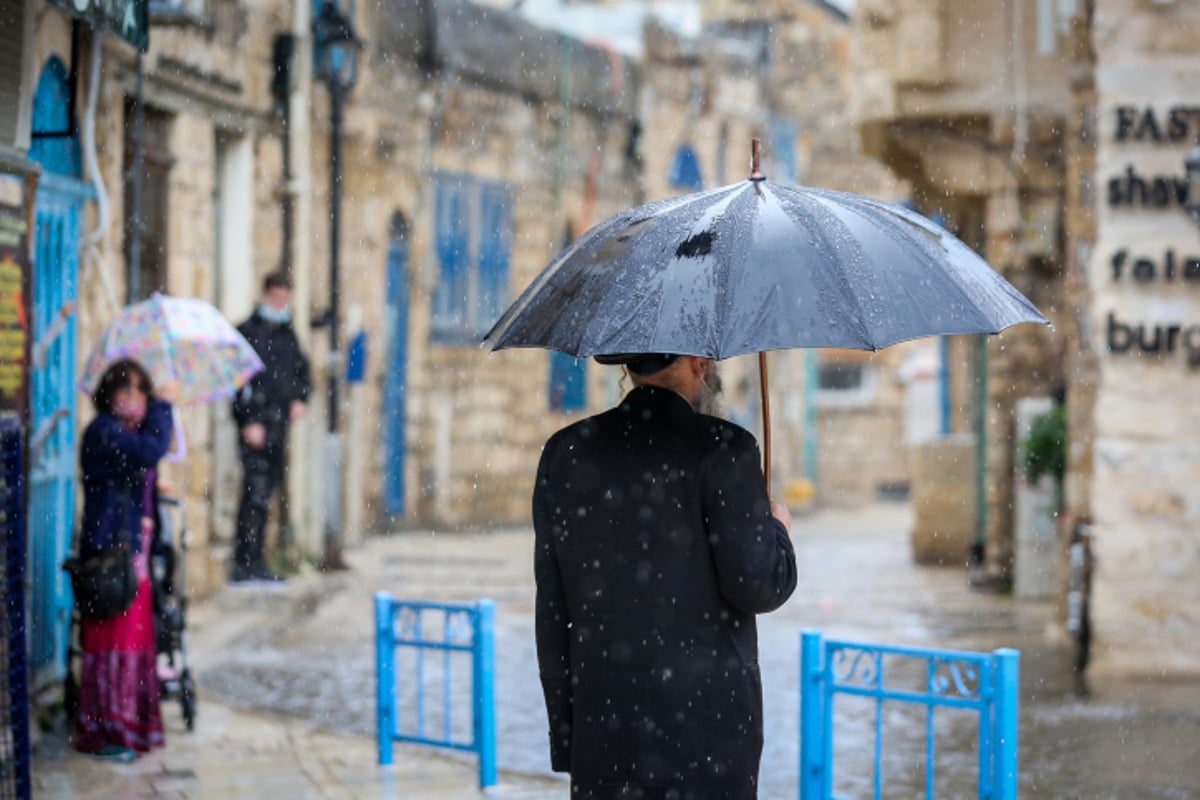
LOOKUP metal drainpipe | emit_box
[128,50,145,303]
[280,97,293,273]
[939,336,951,435]
[803,349,819,486]
[973,334,989,565]
[321,79,346,569]
[287,0,315,558]
[327,82,343,438]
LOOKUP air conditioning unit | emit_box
[0,0,36,152]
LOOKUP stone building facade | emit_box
[636,0,914,508]
[27,0,295,625]
[849,0,1200,677]
[852,0,1074,577]
[14,0,973,699]
[1066,0,1200,678]
[315,1,647,530]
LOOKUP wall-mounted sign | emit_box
[0,175,29,411]
[48,0,148,52]
[1108,164,1188,209]
[1103,105,1200,369]
[1106,106,1196,208]
[1114,105,1200,144]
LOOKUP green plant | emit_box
[1023,405,1066,485]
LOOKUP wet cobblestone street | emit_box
[199,503,1200,799]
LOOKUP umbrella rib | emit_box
[486,178,1047,360]
[774,185,877,349]
[806,188,1045,333]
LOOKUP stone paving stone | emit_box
[32,690,565,799]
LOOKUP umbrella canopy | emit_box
[484,174,1048,358]
[81,293,263,406]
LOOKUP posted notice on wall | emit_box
[0,174,29,412]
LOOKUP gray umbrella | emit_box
[484,142,1048,479]
[486,182,1044,356]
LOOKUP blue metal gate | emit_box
[27,174,85,686]
[27,56,87,687]
[383,215,408,516]
[374,593,497,788]
[800,631,1019,800]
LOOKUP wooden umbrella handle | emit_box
[759,351,772,490]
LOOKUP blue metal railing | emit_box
[374,593,497,789]
[800,630,1019,800]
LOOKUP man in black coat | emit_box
[534,352,797,799]
[231,272,311,583]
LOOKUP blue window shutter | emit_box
[768,116,798,183]
[476,183,512,336]
[668,144,704,191]
[549,351,587,413]
[433,175,470,339]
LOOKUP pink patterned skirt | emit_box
[74,522,165,754]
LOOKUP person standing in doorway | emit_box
[534,353,797,799]
[231,272,311,584]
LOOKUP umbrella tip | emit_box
[750,139,764,181]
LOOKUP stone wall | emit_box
[314,12,646,529]
[910,434,977,565]
[1082,0,1200,678]
[812,347,913,507]
[851,0,1074,581]
[696,1,913,506]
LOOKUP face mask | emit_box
[259,303,292,324]
[114,396,148,426]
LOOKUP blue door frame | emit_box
[27,56,88,685]
[383,227,409,516]
[28,174,87,685]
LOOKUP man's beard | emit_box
[696,364,724,417]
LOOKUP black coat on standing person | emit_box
[534,355,797,800]
[233,309,311,435]
[230,272,311,582]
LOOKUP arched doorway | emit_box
[383,212,409,516]
[669,143,704,191]
[28,55,91,685]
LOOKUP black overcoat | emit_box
[232,310,312,432]
[534,386,797,800]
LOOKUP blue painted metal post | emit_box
[375,592,396,766]
[803,351,819,483]
[474,599,498,789]
[993,648,1020,800]
[800,630,824,800]
[938,337,951,435]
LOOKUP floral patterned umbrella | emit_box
[80,293,263,406]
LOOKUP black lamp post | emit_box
[313,0,361,569]
[1185,144,1200,222]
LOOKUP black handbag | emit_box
[63,536,137,621]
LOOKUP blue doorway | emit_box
[28,56,89,685]
[383,213,409,516]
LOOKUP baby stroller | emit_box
[63,492,197,731]
[152,492,197,730]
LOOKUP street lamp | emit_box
[1185,144,1200,222]
[313,0,361,570]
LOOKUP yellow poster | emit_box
[0,176,29,410]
